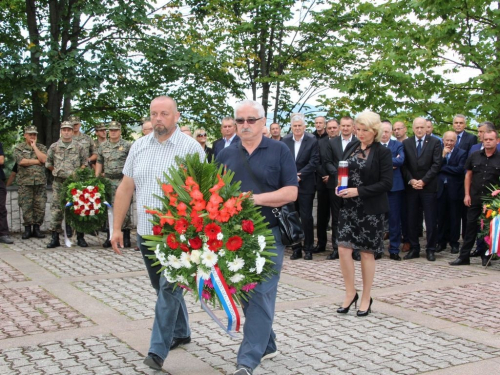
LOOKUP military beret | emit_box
[24,125,38,134]
[108,121,122,130]
[61,121,74,129]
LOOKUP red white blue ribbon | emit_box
[487,216,500,256]
[197,265,240,337]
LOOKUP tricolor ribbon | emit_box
[197,265,240,337]
[487,216,500,256]
[104,201,113,238]
[62,202,73,247]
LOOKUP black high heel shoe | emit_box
[357,298,373,317]
[337,293,359,314]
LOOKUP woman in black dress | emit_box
[336,111,393,316]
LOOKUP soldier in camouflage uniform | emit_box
[91,123,107,173]
[68,115,97,164]
[45,121,87,248]
[95,121,132,248]
[13,126,48,239]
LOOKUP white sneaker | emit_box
[262,349,279,361]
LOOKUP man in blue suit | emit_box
[468,121,499,156]
[381,122,405,260]
[213,117,240,158]
[283,113,320,260]
[436,132,467,254]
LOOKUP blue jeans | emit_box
[137,234,190,361]
[237,226,285,370]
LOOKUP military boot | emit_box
[102,230,111,248]
[22,226,32,240]
[47,232,60,248]
[123,229,131,248]
[76,232,88,247]
[32,224,45,238]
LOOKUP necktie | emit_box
[457,135,461,145]
[417,139,422,157]
[384,143,388,147]
[446,152,450,163]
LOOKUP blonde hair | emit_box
[355,111,382,142]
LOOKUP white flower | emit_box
[255,255,266,274]
[157,253,167,265]
[90,210,95,216]
[176,274,188,284]
[179,234,186,242]
[163,270,176,283]
[167,254,182,269]
[87,186,95,191]
[80,212,86,217]
[217,232,224,240]
[203,243,210,252]
[258,235,266,251]
[201,251,218,268]
[249,268,256,272]
[227,256,245,272]
[198,268,211,280]
[95,193,101,198]
[190,250,201,264]
[218,249,226,257]
[230,273,244,283]
[180,252,191,268]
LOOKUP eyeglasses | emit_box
[235,117,263,125]
[196,133,207,137]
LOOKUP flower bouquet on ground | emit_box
[478,185,500,261]
[142,153,276,335]
[60,168,112,234]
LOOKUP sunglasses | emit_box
[235,117,262,125]
[196,133,207,137]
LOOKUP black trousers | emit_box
[316,188,331,248]
[406,189,437,252]
[437,185,462,247]
[459,203,487,259]
[0,180,9,236]
[327,188,340,251]
[294,193,315,250]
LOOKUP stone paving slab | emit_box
[0,286,94,340]
[281,255,486,289]
[379,281,500,335]
[0,259,28,284]
[74,275,320,320]
[24,248,144,277]
[186,305,500,375]
[0,334,163,375]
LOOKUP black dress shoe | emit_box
[389,253,401,261]
[312,245,326,253]
[435,244,446,253]
[482,257,492,267]
[170,336,191,350]
[303,251,313,260]
[449,257,470,266]
[143,353,164,370]
[374,252,382,260]
[326,250,339,260]
[337,292,358,314]
[426,251,436,262]
[450,246,459,254]
[290,249,302,260]
[470,248,481,257]
[403,249,420,260]
[352,250,361,261]
[357,298,373,317]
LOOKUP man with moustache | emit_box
[283,113,319,260]
[111,96,204,371]
[216,100,298,375]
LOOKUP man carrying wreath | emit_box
[111,96,204,371]
[216,100,298,375]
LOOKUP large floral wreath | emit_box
[60,168,112,233]
[142,154,276,332]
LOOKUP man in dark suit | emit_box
[468,121,499,156]
[213,117,240,158]
[436,131,467,254]
[380,122,405,260]
[314,119,339,254]
[283,114,319,260]
[401,117,442,261]
[323,116,360,260]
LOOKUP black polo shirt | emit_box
[465,148,500,203]
[0,143,5,181]
[216,136,298,227]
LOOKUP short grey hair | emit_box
[453,114,466,122]
[479,121,496,131]
[290,113,305,125]
[233,100,265,118]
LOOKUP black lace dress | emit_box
[337,147,385,254]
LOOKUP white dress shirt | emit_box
[293,134,305,159]
[341,135,353,151]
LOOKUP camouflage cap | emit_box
[108,121,122,130]
[68,115,81,125]
[61,121,74,129]
[24,125,38,134]
[95,123,107,131]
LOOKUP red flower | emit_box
[71,188,77,196]
[162,184,174,195]
[95,209,99,214]
[204,223,221,240]
[226,236,243,251]
[152,225,162,235]
[166,233,179,249]
[185,176,199,189]
[218,208,231,223]
[191,200,206,212]
[242,220,254,234]
[95,198,101,204]
[177,202,188,216]
[188,237,202,250]
[174,218,189,234]
[160,210,175,226]
[85,210,90,216]
[189,188,204,201]
[94,186,99,192]
[207,239,223,251]
[191,214,204,232]
[180,244,190,252]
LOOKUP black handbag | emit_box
[238,147,304,246]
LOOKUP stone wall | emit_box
[6,186,137,233]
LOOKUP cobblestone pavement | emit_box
[1,233,500,375]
